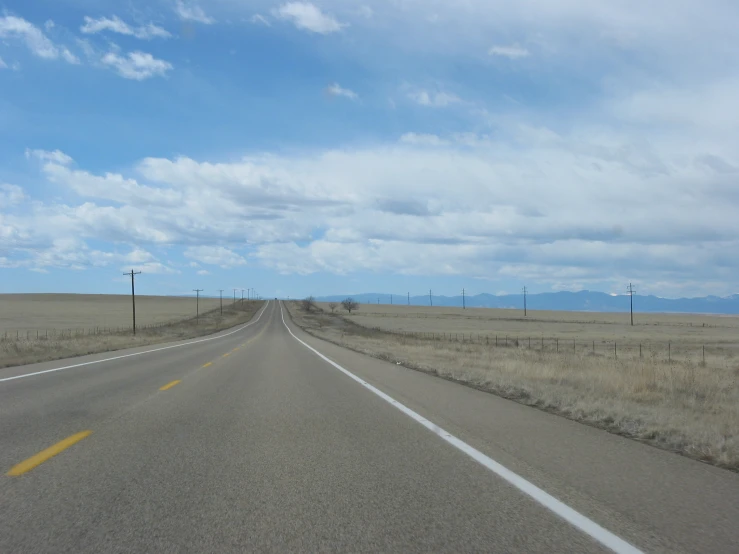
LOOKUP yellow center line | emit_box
[7,430,93,476]
[222,352,230,358]
[159,380,181,391]
[202,362,213,368]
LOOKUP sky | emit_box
[1,0,739,299]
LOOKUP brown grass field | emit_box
[291,302,739,471]
[0,294,263,368]
[0,294,225,333]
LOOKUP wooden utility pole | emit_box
[462,288,466,309]
[523,286,528,317]
[218,289,224,315]
[627,283,636,326]
[429,289,433,306]
[241,289,245,303]
[233,289,237,304]
[123,270,142,335]
[407,292,410,305]
[194,289,203,324]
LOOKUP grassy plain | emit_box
[294,302,739,470]
[0,294,224,332]
[0,295,263,368]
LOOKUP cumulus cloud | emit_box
[488,44,530,59]
[101,51,173,80]
[275,2,346,34]
[0,15,78,63]
[25,149,74,165]
[326,83,358,100]
[174,1,215,24]
[185,246,247,268]
[81,16,171,39]
[0,184,25,207]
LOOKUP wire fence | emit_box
[370,328,736,366]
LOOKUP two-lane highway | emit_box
[1,300,738,552]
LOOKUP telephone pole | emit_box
[462,288,466,309]
[218,289,224,315]
[523,286,528,317]
[193,289,203,324]
[407,292,410,305]
[123,269,142,335]
[233,288,237,304]
[627,283,636,326]
[241,289,245,303]
[429,289,433,306]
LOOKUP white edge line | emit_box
[278,302,643,554]
[0,301,271,383]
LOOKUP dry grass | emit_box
[0,294,227,332]
[291,303,739,471]
[0,300,263,368]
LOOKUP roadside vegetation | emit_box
[0,301,264,368]
[286,301,739,471]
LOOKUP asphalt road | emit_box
[1,300,738,553]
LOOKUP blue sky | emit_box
[2,0,739,299]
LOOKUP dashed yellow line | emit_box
[7,431,92,476]
[222,353,230,358]
[159,380,181,391]
[202,362,213,368]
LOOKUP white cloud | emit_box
[0,56,6,69]
[25,149,74,165]
[326,83,358,100]
[0,184,25,207]
[250,14,271,26]
[101,51,173,80]
[0,15,78,63]
[275,2,346,34]
[197,269,210,275]
[81,16,172,40]
[44,20,55,31]
[174,1,215,24]
[185,246,247,268]
[358,6,373,19]
[399,133,449,146]
[488,44,530,59]
[61,48,80,64]
[407,89,462,107]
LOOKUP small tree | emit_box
[328,302,338,313]
[341,297,359,314]
[302,296,316,312]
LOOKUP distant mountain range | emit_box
[314,291,739,315]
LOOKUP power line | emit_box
[627,283,636,326]
[123,269,142,335]
[193,289,203,324]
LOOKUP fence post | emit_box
[556,338,558,352]
[614,341,617,360]
[702,345,705,364]
[668,342,671,363]
[639,343,642,359]
[592,340,595,353]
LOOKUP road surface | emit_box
[1,300,737,552]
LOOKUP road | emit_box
[1,300,738,552]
